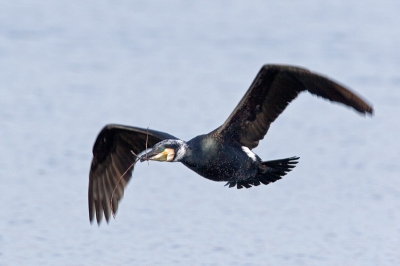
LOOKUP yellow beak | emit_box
[147,148,175,162]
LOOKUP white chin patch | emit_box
[241,146,256,161]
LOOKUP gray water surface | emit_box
[1,1,399,265]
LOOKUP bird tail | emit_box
[225,156,299,189]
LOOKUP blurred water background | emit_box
[0,0,399,265]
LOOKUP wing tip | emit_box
[365,105,374,116]
[356,104,374,116]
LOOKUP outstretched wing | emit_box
[89,124,178,224]
[217,64,373,149]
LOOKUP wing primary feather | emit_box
[100,173,111,222]
[88,177,95,223]
[95,178,103,224]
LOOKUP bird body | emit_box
[143,133,299,188]
[182,134,260,182]
[88,64,373,224]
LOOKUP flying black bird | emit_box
[88,64,373,224]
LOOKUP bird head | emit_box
[139,139,187,162]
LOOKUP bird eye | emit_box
[156,147,165,153]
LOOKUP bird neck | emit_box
[172,140,189,162]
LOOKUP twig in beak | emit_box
[146,126,149,165]
[110,150,140,220]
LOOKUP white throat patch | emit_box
[173,140,188,162]
[241,146,257,161]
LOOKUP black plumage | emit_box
[88,64,373,224]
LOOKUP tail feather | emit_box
[225,156,299,189]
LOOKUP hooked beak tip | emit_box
[139,153,153,162]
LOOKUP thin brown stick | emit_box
[110,127,151,219]
[110,151,139,219]
[146,126,149,165]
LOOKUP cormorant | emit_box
[88,64,373,224]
